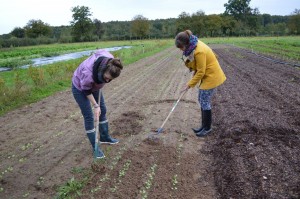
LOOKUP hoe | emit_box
[148,90,187,139]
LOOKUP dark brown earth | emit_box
[0,44,299,199]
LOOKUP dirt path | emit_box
[0,44,299,199]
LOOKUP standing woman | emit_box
[175,30,226,137]
[72,49,123,158]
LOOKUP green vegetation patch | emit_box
[202,36,300,61]
[0,39,173,116]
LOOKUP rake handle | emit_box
[158,90,187,132]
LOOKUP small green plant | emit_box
[140,163,158,199]
[119,160,131,178]
[110,185,117,193]
[45,65,59,79]
[13,70,26,90]
[1,166,14,176]
[21,143,32,151]
[57,177,84,199]
[71,167,84,174]
[90,185,101,193]
[65,63,77,74]
[99,173,110,182]
[37,177,45,186]
[28,66,46,86]
[19,157,27,163]
[171,174,178,190]
[104,146,112,157]
[0,77,5,92]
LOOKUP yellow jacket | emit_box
[185,40,226,90]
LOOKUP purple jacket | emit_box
[72,49,114,94]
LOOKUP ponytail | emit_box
[106,58,123,78]
[185,30,192,37]
[175,30,193,48]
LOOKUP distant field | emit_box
[202,36,300,62]
[0,40,171,68]
[0,39,173,115]
[1,37,299,69]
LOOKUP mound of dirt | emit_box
[143,136,162,145]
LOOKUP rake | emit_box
[153,90,187,136]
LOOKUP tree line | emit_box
[0,0,299,48]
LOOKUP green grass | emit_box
[0,40,156,68]
[0,39,173,116]
[201,36,300,61]
[56,177,87,199]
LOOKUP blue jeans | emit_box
[198,89,215,110]
[72,84,107,132]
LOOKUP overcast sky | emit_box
[0,0,299,34]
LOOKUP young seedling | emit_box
[1,166,13,176]
[99,173,110,182]
[171,174,178,190]
[118,160,131,179]
[19,157,27,163]
[37,177,45,186]
[90,185,101,193]
[22,192,30,198]
[110,185,117,193]
[21,143,32,151]
[139,163,158,199]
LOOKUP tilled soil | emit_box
[0,45,299,199]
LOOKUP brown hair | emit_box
[175,30,193,48]
[106,58,123,78]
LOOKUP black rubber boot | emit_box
[192,108,204,133]
[196,110,212,137]
[99,120,119,144]
[86,132,105,159]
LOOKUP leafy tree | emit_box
[24,19,52,38]
[224,0,252,22]
[261,14,273,27]
[221,15,237,36]
[54,26,73,43]
[176,12,192,33]
[149,20,163,38]
[131,15,150,39]
[71,5,94,41]
[191,10,206,36]
[93,19,105,39]
[247,8,260,34]
[288,9,300,34]
[162,19,177,38]
[205,15,222,37]
[10,27,25,38]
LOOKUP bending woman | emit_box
[72,49,123,158]
[175,30,226,137]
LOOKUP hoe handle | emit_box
[95,89,102,143]
[158,90,187,133]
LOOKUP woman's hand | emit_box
[181,85,190,93]
[94,105,100,121]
